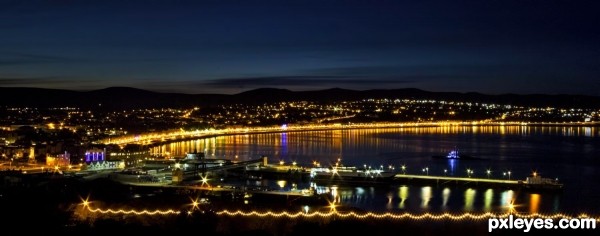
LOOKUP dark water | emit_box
[152,126,600,215]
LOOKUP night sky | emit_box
[1,0,599,95]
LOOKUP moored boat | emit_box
[519,172,563,191]
[432,147,478,160]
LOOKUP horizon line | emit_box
[0,86,597,97]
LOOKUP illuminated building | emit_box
[108,144,149,167]
[85,147,106,163]
[46,151,70,167]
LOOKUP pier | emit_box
[118,180,324,206]
[394,174,519,186]
[393,173,563,191]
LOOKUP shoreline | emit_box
[103,121,600,146]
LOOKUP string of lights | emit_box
[82,200,179,215]
[86,207,180,215]
[80,200,598,221]
[216,210,597,221]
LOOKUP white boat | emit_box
[432,147,478,160]
[520,173,564,191]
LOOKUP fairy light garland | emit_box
[80,200,598,221]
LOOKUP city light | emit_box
[328,201,337,212]
[100,121,594,146]
[200,175,209,185]
[190,198,200,210]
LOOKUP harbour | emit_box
[141,126,596,213]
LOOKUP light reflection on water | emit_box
[484,189,493,212]
[464,188,476,211]
[316,184,551,214]
[274,180,549,213]
[151,125,600,214]
[530,193,540,213]
[151,126,600,159]
[442,188,450,209]
[399,186,408,209]
[421,186,432,208]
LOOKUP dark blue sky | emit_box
[1,0,599,95]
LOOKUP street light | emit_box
[425,167,429,175]
[401,165,406,174]
[486,169,491,179]
[467,169,473,178]
[508,171,511,180]
[444,169,447,176]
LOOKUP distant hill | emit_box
[1,87,599,109]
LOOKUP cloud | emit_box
[199,75,415,88]
[0,51,83,66]
[0,77,99,87]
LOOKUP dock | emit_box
[394,174,519,186]
[393,174,563,191]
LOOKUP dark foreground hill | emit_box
[1,87,599,109]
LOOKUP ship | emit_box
[519,173,564,191]
[310,166,396,184]
[432,147,479,160]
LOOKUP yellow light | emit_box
[507,201,517,213]
[328,201,337,212]
[84,204,597,221]
[80,196,598,221]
